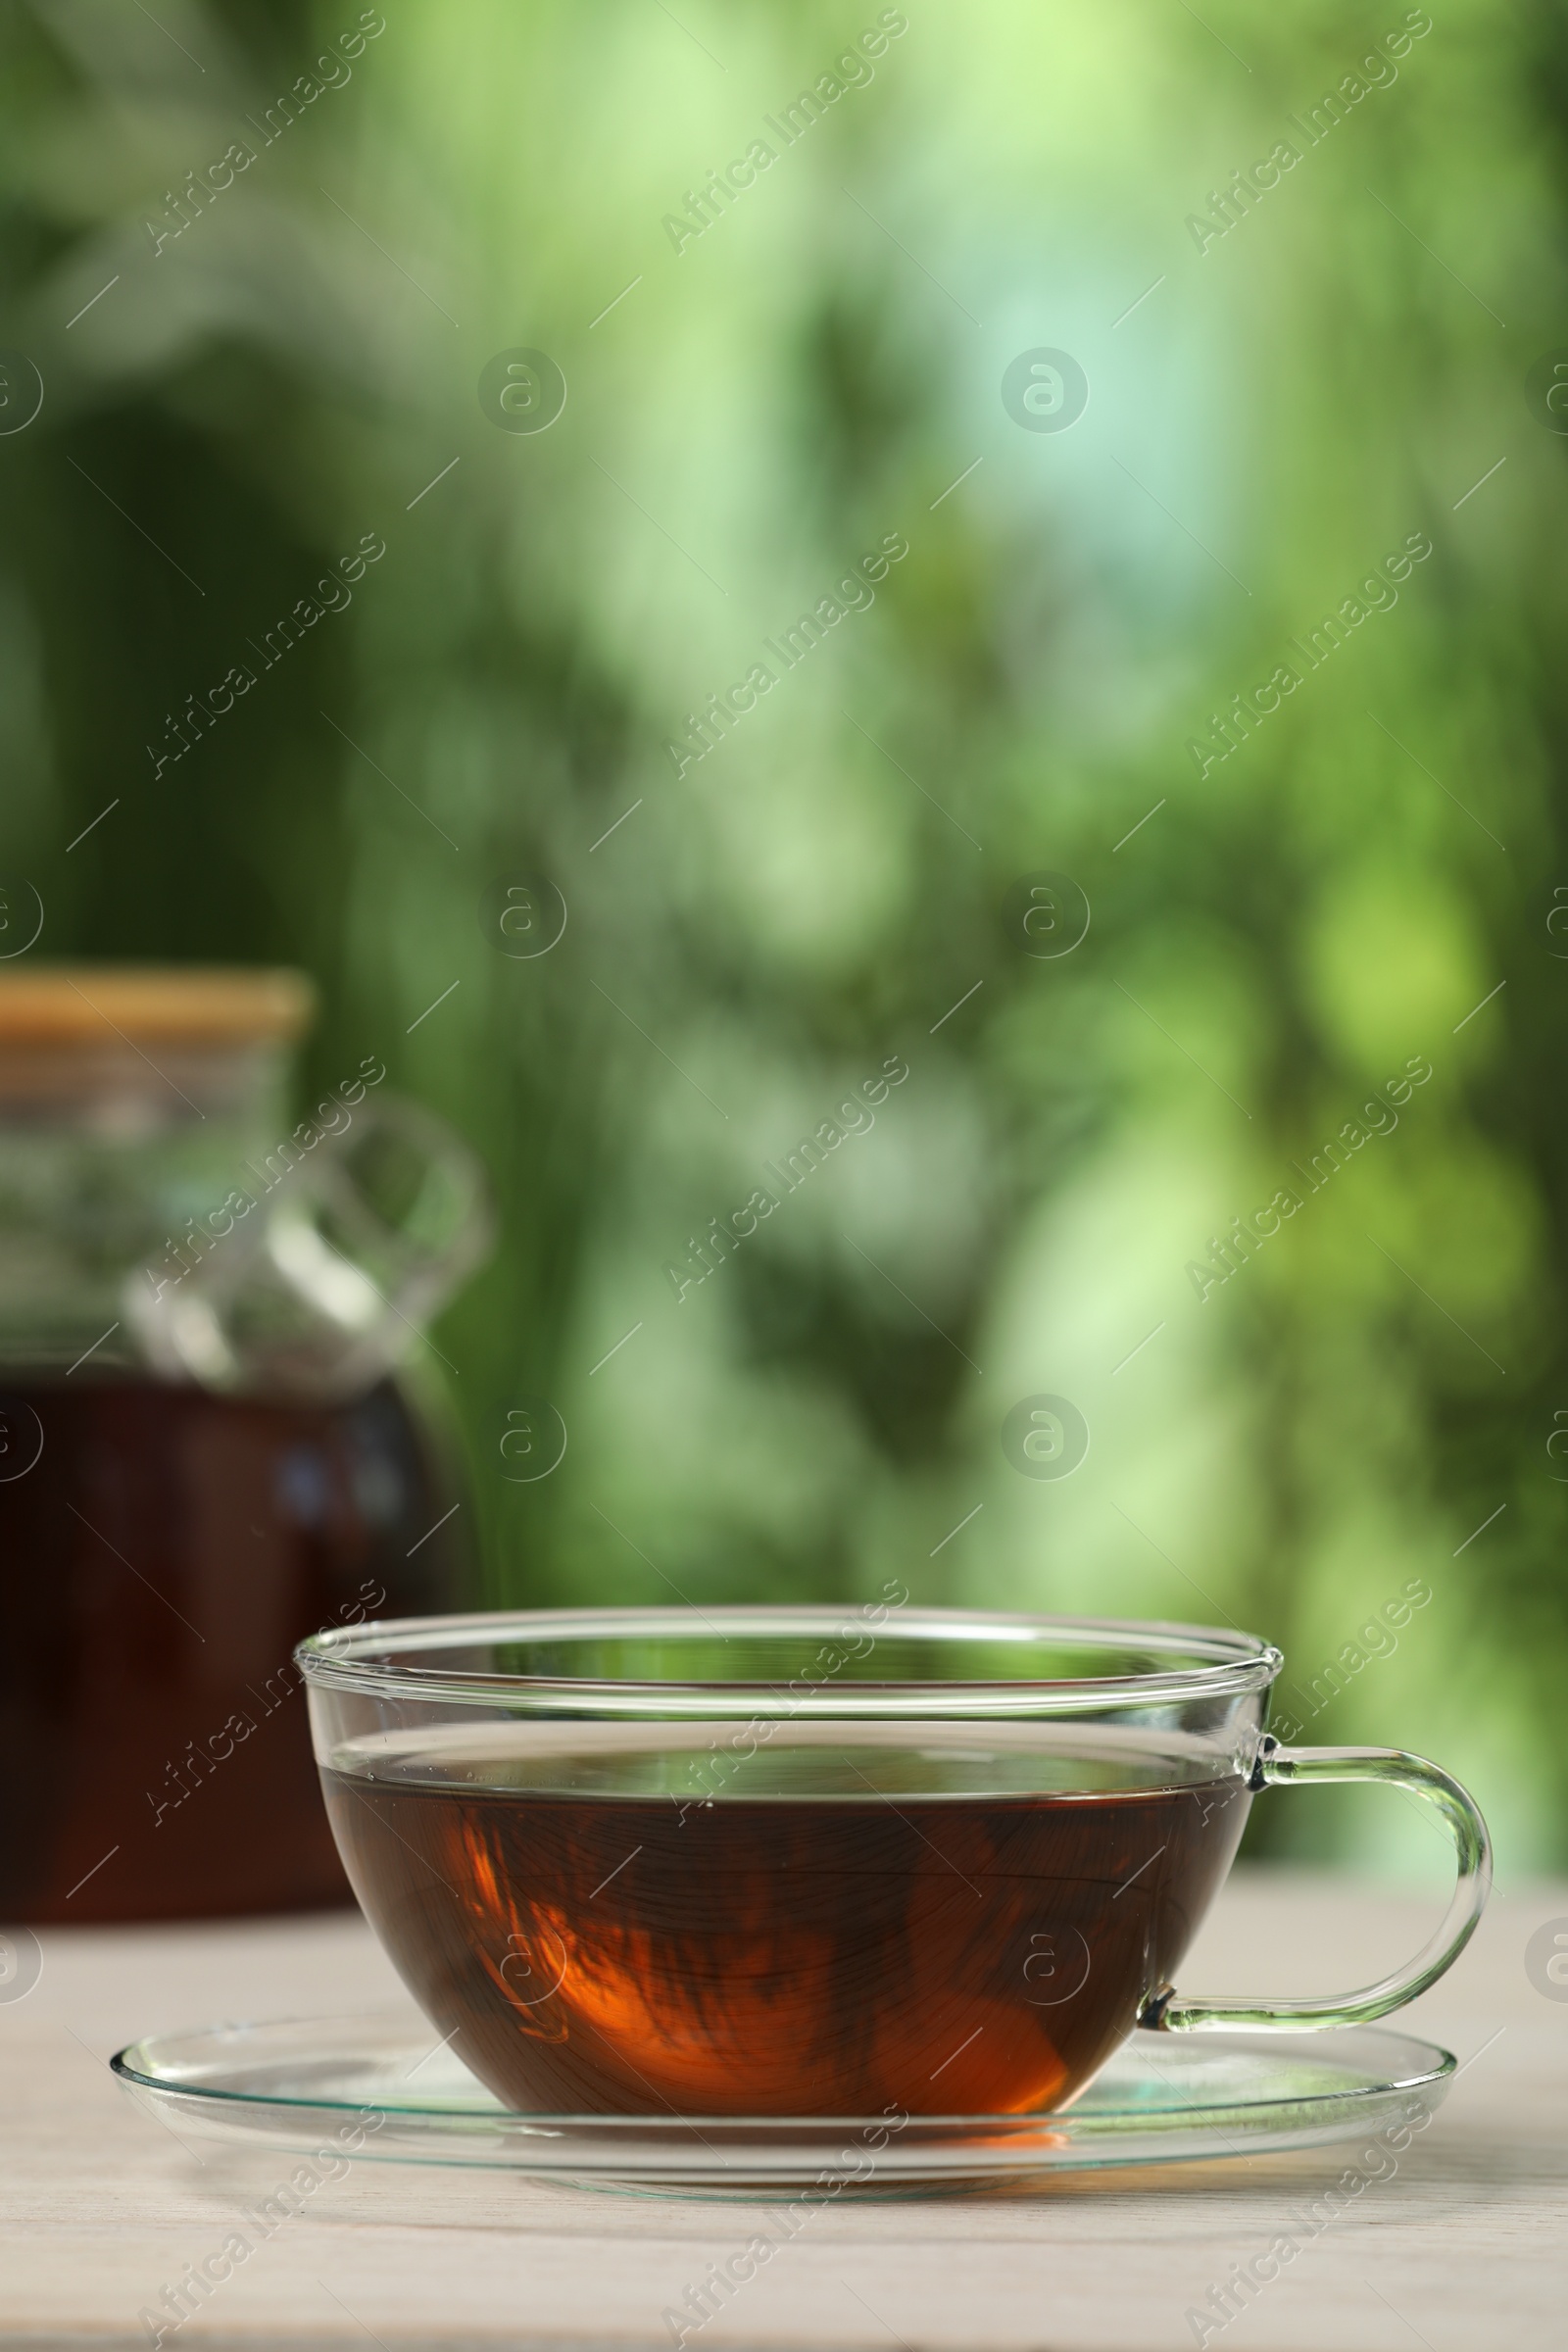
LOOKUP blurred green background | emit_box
[1,0,1562,1876]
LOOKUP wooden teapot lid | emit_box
[0,965,315,1045]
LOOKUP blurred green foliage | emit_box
[2,0,1565,1874]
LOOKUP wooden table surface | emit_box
[2,1867,1562,2350]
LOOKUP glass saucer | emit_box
[111,2016,1453,2193]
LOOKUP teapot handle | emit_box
[125,1095,493,1399]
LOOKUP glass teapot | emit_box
[0,965,491,1923]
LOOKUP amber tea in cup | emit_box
[299,1608,1491,2120]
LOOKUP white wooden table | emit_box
[2,1868,1561,2349]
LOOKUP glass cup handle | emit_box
[1140,1736,1493,2034]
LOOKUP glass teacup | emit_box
[297,1605,1490,2119]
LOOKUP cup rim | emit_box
[296,1605,1283,1716]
